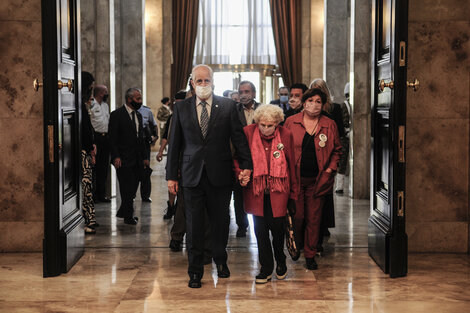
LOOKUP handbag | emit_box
[285,211,300,261]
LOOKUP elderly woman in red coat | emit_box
[284,88,341,270]
[234,104,298,284]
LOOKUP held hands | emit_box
[287,198,296,216]
[238,169,252,187]
[325,168,333,173]
[143,159,150,168]
[168,180,178,195]
[113,157,122,169]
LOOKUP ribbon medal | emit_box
[319,141,326,148]
[319,134,327,142]
[277,143,284,150]
[273,151,281,158]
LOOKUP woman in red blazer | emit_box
[283,88,342,270]
[234,104,298,284]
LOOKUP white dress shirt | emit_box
[90,99,110,133]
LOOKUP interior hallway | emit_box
[1,155,469,313]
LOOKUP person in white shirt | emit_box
[90,85,111,202]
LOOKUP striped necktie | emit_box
[200,101,209,138]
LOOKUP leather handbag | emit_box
[285,211,300,261]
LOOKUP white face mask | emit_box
[195,85,213,100]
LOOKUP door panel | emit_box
[43,0,83,277]
[368,0,408,278]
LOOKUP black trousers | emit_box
[116,163,141,219]
[139,142,152,199]
[184,169,232,278]
[94,133,110,198]
[253,194,286,274]
[233,182,248,230]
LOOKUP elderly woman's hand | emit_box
[238,169,252,186]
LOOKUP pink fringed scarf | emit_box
[251,127,289,196]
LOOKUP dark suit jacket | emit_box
[236,101,261,126]
[166,95,253,188]
[109,105,148,168]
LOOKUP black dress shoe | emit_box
[116,211,125,218]
[216,264,230,278]
[169,240,182,252]
[306,257,318,270]
[142,198,152,202]
[236,228,246,237]
[188,274,202,288]
[124,217,138,225]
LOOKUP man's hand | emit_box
[168,180,178,195]
[325,168,333,173]
[113,157,122,169]
[287,198,296,216]
[238,169,252,187]
[143,159,150,168]
[156,152,163,162]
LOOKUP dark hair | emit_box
[174,90,187,100]
[290,83,308,93]
[223,90,232,97]
[161,97,170,104]
[81,71,95,104]
[238,80,256,94]
[301,88,327,105]
[279,86,289,92]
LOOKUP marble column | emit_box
[0,0,44,251]
[301,0,324,85]
[349,0,371,199]
[145,0,172,116]
[406,0,469,252]
[324,0,349,102]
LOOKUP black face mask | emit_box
[102,94,109,102]
[131,100,142,110]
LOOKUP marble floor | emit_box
[1,156,470,312]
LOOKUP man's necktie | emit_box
[131,111,137,134]
[200,101,209,138]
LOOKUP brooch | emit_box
[319,141,326,148]
[277,143,284,150]
[273,151,281,158]
[319,134,327,142]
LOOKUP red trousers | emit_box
[294,177,325,258]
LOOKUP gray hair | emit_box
[253,104,285,124]
[125,87,141,102]
[191,64,214,79]
[239,80,256,94]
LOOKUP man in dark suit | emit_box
[166,65,253,288]
[109,88,149,225]
[233,80,261,238]
[270,86,289,113]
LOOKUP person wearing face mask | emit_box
[108,88,150,225]
[283,83,308,122]
[270,86,290,113]
[284,88,341,270]
[90,84,111,203]
[233,81,261,237]
[166,64,253,289]
[233,104,298,284]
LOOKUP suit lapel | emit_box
[206,96,220,138]
[190,97,204,141]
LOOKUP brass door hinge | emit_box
[48,125,54,163]
[397,191,404,217]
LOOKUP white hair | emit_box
[253,104,285,124]
[191,64,214,79]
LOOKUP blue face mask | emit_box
[280,95,289,103]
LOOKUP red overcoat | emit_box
[234,124,298,218]
[284,112,342,197]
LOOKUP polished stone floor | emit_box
[1,156,470,312]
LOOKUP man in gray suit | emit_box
[166,65,252,288]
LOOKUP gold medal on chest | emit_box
[277,143,284,150]
[319,134,327,142]
[273,151,281,158]
[319,141,326,148]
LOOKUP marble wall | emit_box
[406,0,469,252]
[0,0,44,251]
[301,0,324,86]
[324,0,350,103]
[350,0,371,199]
[145,0,172,117]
